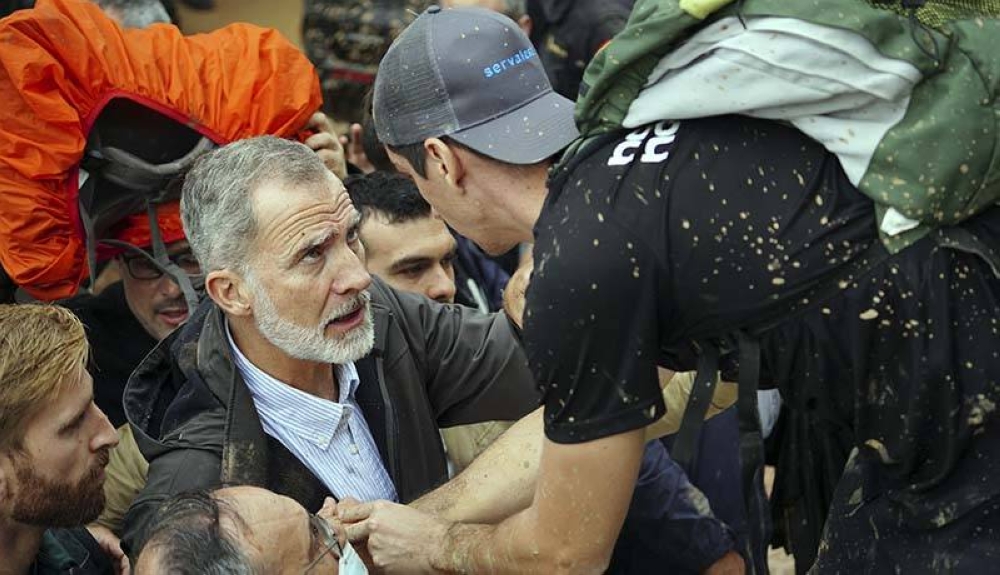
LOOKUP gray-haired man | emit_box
[120,136,540,552]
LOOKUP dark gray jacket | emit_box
[121,276,538,551]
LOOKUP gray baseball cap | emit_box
[373,5,579,165]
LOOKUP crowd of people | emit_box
[1,0,998,574]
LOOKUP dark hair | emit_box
[386,137,499,180]
[137,491,260,575]
[344,171,432,226]
[359,87,395,173]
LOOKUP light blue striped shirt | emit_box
[226,325,397,503]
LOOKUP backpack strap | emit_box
[671,335,769,574]
[77,125,213,308]
[670,340,721,473]
[76,171,103,295]
[96,137,215,194]
[736,331,769,575]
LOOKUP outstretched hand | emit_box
[340,500,450,575]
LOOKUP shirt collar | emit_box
[225,322,361,448]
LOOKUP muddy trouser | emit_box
[812,418,1000,574]
[807,211,1000,573]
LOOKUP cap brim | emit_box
[449,91,579,165]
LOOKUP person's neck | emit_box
[506,164,551,243]
[227,318,338,401]
[0,520,45,575]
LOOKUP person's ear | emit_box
[425,138,467,192]
[205,270,253,317]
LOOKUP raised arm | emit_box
[411,369,736,525]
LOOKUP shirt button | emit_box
[350,444,359,455]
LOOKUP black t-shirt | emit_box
[526,116,1000,518]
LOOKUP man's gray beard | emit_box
[245,273,375,365]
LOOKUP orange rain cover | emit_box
[0,0,321,300]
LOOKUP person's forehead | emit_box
[251,179,354,235]
[213,487,310,571]
[363,215,455,260]
[253,175,346,209]
[216,486,304,523]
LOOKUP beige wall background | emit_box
[176,0,304,46]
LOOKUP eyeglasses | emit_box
[303,513,341,573]
[122,252,201,281]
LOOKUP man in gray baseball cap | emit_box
[340,5,748,574]
[345,2,1000,575]
[341,6,742,573]
[373,4,578,165]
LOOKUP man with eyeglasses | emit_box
[134,487,346,574]
[62,200,197,429]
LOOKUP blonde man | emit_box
[0,304,123,575]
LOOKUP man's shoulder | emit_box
[552,116,853,209]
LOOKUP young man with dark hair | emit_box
[346,170,509,311]
[339,6,1000,574]
[346,171,461,305]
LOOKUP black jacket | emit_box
[121,277,538,551]
[62,282,157,427]
[33,529,114,575]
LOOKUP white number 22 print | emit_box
[607,121,680,167]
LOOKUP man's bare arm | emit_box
[343,429,647,574]
[414,407,542,523]
[412,369,735,524]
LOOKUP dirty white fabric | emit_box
[626,16,922,194]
